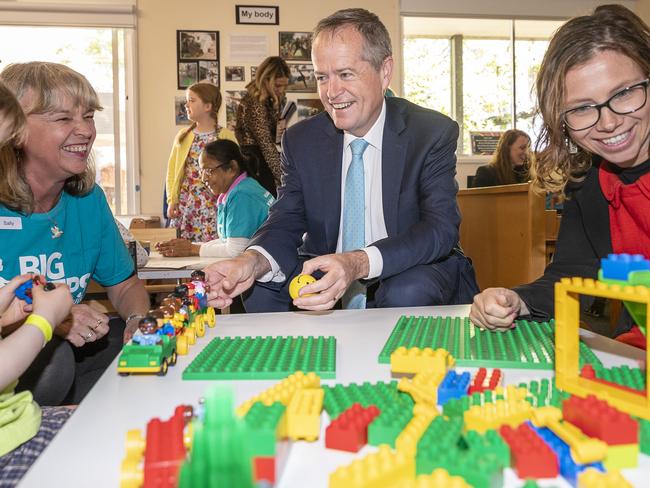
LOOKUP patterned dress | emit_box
[169,130,218,241]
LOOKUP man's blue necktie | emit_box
[342,138,369,309]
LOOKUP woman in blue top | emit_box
[157,139,274,258]
[0,62,149,405]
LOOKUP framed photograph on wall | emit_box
[199,61,219,85]
[296,98,324,121]
[174,96,190,125]
[287,63,316,92]
[250,66,257,81]
[279,31,311,61]
[177,30,219,89]
[225,66,245,82]
[178,62,198,89]
[178,30,219,60]
[225,90,247,131]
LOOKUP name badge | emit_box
[0,217,22,230]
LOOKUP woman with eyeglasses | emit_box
[156,139,274,258]
[470,5,650,347]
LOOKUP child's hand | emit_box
[31,282,73,327]
[0,274,34,326]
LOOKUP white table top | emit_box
[19,305,649,488]
[137,253,226,280]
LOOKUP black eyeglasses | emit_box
[562,79,650,131]
[200,163,226,177]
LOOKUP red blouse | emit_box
[599,161,650,348]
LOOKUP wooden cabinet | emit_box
[457,182,546,290]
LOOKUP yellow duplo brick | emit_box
[329,444,415,488]
[603,443,639,470]
[398,369,446,406]
[507,385,529,401]
[120,429,144,488]
[396,405,437,457]
[390,347,454,375]
[236,371,320,416]
[560,421,607,464]
[578,468,632,488]
[555,278,650,420]
[531,406,562,426]
[464,398,533,433]
[532,406,606,464]
[396,468,471,488]
[286,388,324,441]
[398,378,437,406]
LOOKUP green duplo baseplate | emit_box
[378,316,602,370]
[182,335,336,380]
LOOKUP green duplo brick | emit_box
[592,364,646,392]
[322,381,415,448]
[367,393,414,447]
[416,416,464,470]
[182,335,336,380]
[639,418,650,455]
[243,401,286,456]
[519,378,570,408]
[378,316,603,370]
[178,386,253,488]
[416,420,507,488]
[322,381,402,418]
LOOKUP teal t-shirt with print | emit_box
[0,185,134,303]
[216,176,274,240]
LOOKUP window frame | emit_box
[401,16,566,157]
[0,2,140,215]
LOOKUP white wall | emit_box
[137,0,400,214]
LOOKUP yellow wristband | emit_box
[24,314,53,343]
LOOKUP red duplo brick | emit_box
[468,368,502,395]
[325,403,380,452]
[562,394,638,445]
[253,456,276,483]
[143,406,189,488]
[499,424,559,479]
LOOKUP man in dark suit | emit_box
[204,8,478,312]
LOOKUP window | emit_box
[402,17,564,155]
[0,4,137,215]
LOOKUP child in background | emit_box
[165,83,238,241]
[0,276,74,486]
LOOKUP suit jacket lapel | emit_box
[382,102,407,237]
[320,122,344,251]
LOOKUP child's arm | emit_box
[0,276,73,391]
[0,275,34,329]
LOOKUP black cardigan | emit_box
[513,164,612,321]
[471,164,529,188]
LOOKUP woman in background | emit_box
[235,56,290,197]
[166,82,237,241]
[470,5,650,348]
[157,140,274,258]
[471,129,531,187]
